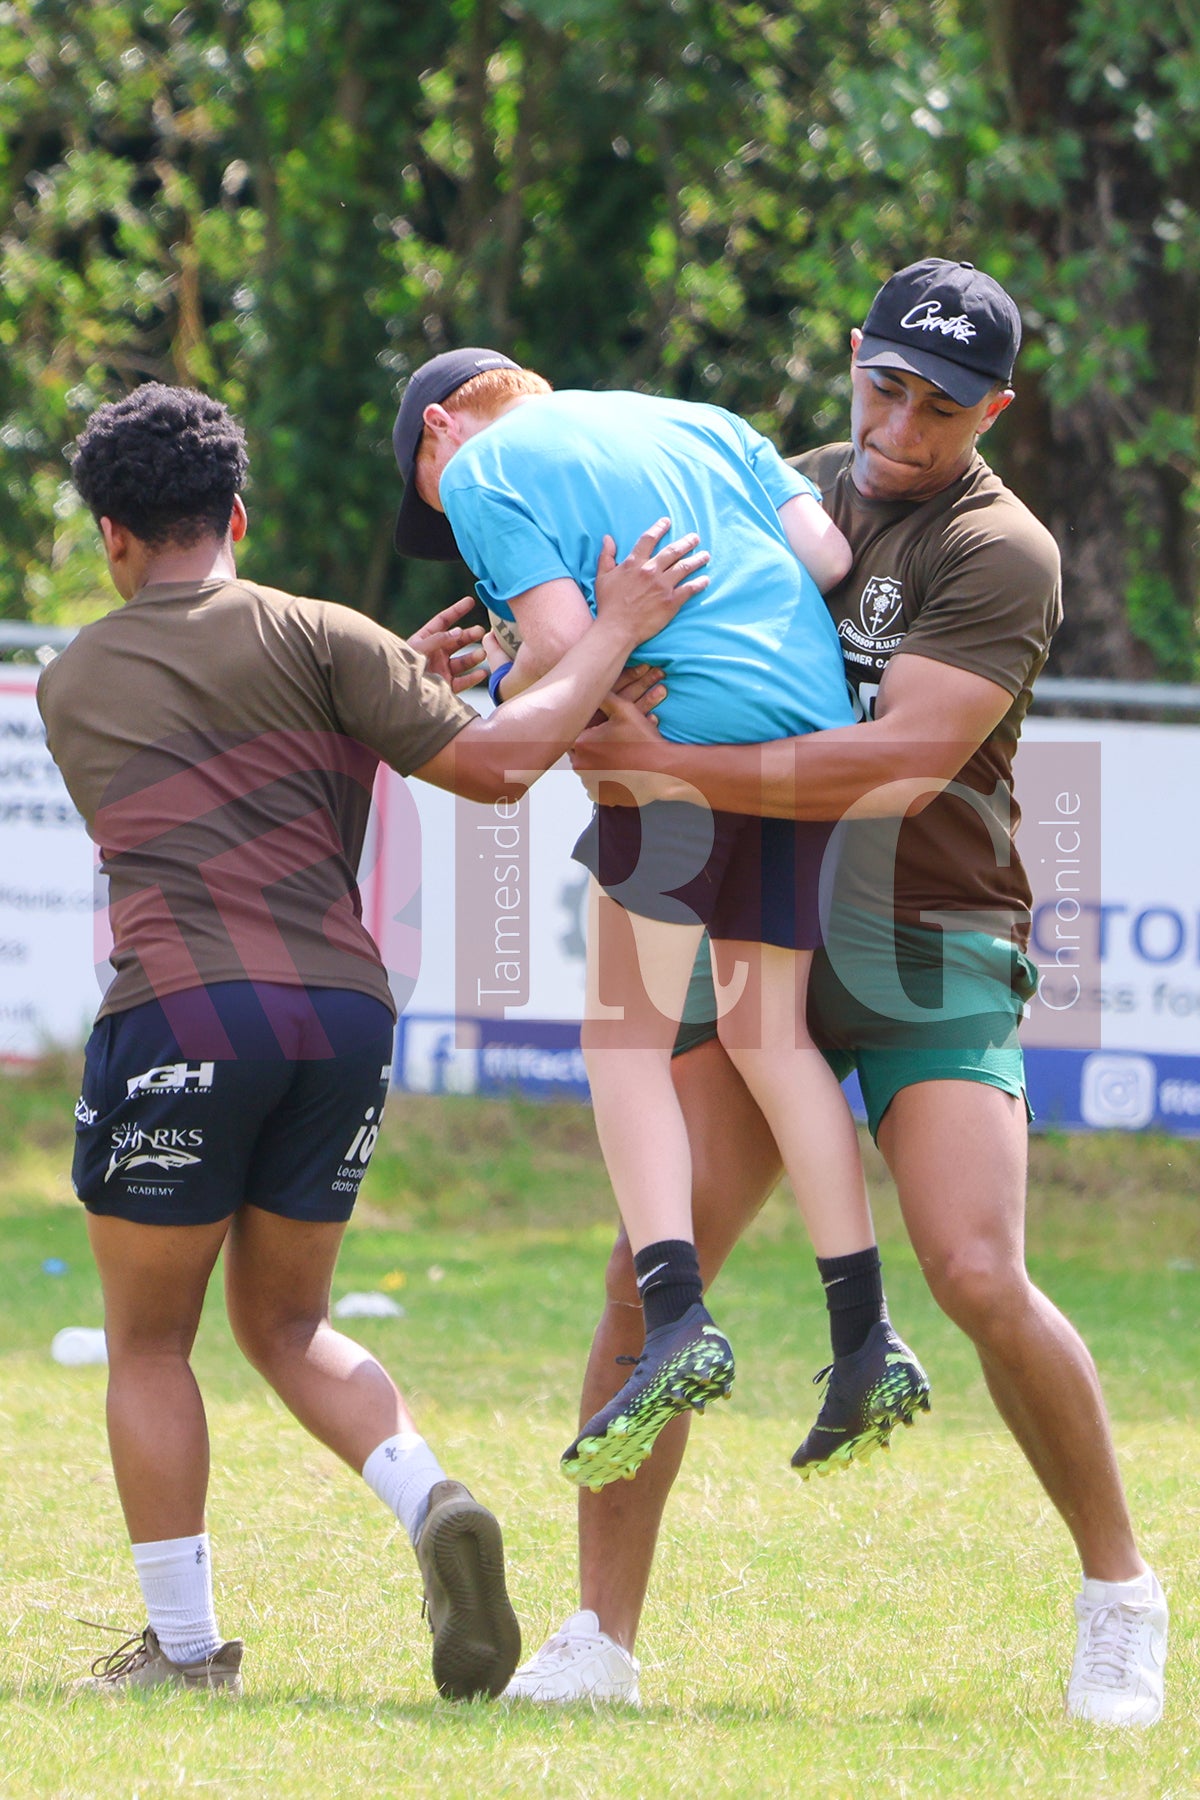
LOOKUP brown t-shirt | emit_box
[37,577,475,1019]
[793,445,1062,946]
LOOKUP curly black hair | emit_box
[71,382,249,549]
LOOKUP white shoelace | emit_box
[1080,1601,1145,1687]
[524,1629,598,1671]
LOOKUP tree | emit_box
[2,0,1196,673]
[981,0,1200,677]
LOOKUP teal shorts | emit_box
[675,915,1038,1141]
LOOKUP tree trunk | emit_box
[991,0,1199,678]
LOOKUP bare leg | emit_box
[713,940,873,1256]
[223,1205,414,1469]
[878,1080,1144,1581]
[578,1039,784,1649]
[86,1212,230,1543]
[581,884,706,1253]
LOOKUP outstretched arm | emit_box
[491,521,709,702]
[412,524,706,803]
[571,651,1014,820]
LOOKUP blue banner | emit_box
[393,1015,1200,1136]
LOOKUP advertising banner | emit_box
[0,668,95,1059]
[1016,719,1200,1132]
[390,721,1200,1135]
[3,659,1197,1136]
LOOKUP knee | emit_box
[105,1329,196,1370]
[919,1239,1030,1344]
[229,1303,324,1375]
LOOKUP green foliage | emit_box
[2,1077,1199,1789]
[0,0,1196,666]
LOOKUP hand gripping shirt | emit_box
[794,445,1063,947]
[37,579,475,1019]
[439,389,855,746]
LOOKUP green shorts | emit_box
[675,914,1038,1140]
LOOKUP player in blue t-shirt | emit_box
[393,351,929,1491]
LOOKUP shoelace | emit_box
[1080,1602,1145,1687]
[535,1631,597,1670]
[86,1627,151,1681]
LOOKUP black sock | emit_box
[634,1239,703,1334]
[816,1248,887,1359]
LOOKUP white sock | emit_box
[1081,1569,1160,1603]
[362,1432,447,1546]
[131,1533,222,1665]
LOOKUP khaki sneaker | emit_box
[415,1480,521,1701]
[77,1625,243,1695]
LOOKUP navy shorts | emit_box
[73,983,395,1226]
[572,801,834,950]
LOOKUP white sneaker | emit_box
[502,1610,640,1705]
[1067,1570,1167,1726]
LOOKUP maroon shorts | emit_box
[572,800,834,950]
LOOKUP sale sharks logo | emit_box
[105,1122,204,1183]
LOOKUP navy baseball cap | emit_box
[393,347,519,559]
[856,259,1022,406]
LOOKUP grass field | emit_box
[1,1061,1198,1799]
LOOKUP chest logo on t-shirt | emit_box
[836,574,906,658]
[859,575,904,638]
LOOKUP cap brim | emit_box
[856,336,998,407]
[393,481,463,561]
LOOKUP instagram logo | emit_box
[1080,1054,1156,1130]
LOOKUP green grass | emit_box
[1,1063,1198,1798]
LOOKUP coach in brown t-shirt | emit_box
[514,260,1167,1726]
[39,380,703,1700]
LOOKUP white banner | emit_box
[3,662,1198,1134]
[1018,717,1200,1055]
[0,668,95,1058]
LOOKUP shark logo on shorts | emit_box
[105,1123,204,1183]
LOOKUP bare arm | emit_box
[570,651,1015,820]
[411,526,706,803]
[777,492,853,594]
[494,578,593,699]
[491,521,709,702]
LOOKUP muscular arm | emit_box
[412,613,649,804]
[571,651,1015,820]
[412,525,707,803]
[488,523,707,702]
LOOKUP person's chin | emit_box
[858,448,926,500]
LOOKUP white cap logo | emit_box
[899,301,977,344]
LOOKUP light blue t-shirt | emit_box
[439,389,854,745]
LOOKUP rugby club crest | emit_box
[859,575,903,638]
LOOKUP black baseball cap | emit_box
[856,259,1021,406]
[392,347,519,559]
